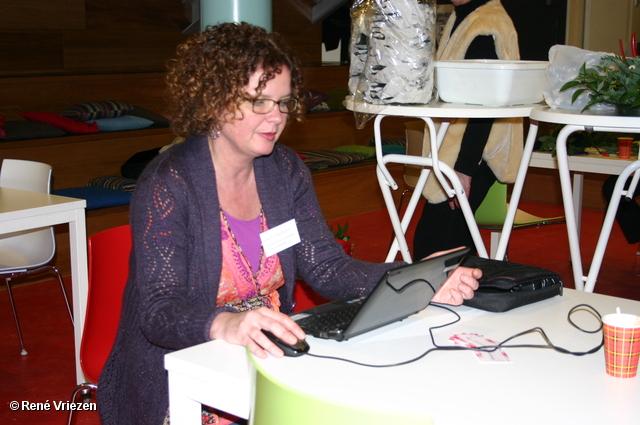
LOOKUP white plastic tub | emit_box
[435,60,549,106]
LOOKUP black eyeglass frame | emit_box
[244,97,299,114]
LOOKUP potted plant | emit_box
[329,222,354,256]
[560,54,640,116]
[537,124,623,157]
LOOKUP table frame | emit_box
[349,102,535,263]
[499,106,640,291]
[0,187,88,383]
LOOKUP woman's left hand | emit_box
[431,265,481,306]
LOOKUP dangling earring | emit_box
[209,124,221,140]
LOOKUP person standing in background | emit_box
[413,0,522,260]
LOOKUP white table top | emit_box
[530,105,640,127]
[0,187,86,223]
[165,289,640,425]
[347,100,536,118]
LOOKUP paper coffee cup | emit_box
[603,313,640,378]
[617,137,634,160]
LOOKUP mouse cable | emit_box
[306,303,604,368]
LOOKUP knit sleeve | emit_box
[280,148,402,300]
[128,153,232,350]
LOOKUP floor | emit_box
[1,200,639,425]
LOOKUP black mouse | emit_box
[261,330,310,357]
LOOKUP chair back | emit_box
[80,224,132,383]
[474,180,509,226]
[0,159,55,270]
[249,354,433,425]
[0,158,52,193]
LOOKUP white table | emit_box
[165,289,640,425]
[529,150,638,231]
[347,101,535,263]
[0,187,88,384]
[499,106,640,291]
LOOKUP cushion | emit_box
[324,87,349,111]
[1,120,67,141]
[333,145,376,159]
[298,149,365,171]
[303,89,331,112]
[121,147,161,179]
[52,186,132,210]
[0,115,5,139]
[61,100,134,121]
[87,176,137,191]
[90,115,154,132]
[20,111,99,134]
[382,144,405,155]
[128,106,172,127]
[372,136,406,146]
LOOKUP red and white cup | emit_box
[603,312,640,378]
[617,137,634,160]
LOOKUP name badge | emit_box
[260,219,301,257]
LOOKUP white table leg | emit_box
[572,173,584,235]
[496,121,540,260]
[555,125,587,291]
[584,160,640,292]
[168,372,205,425]
[68,207,89,384]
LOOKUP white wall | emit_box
[583,0,638,54]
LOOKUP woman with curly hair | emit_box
[97,22,480,425]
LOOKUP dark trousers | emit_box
[413,161,496,261]
[602,175,640,244]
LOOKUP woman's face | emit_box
[217,66,292,161]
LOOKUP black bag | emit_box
[460,256,563,312]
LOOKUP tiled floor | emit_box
[1,200,639,424]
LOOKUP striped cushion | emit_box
[61,100,134,121]
[370,137,406,146]
[298,149,365,171]
[87,176,137,191]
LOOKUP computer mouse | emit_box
[261,330,310,357]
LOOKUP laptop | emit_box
[290,247,471,341]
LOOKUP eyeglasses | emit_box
[244,97,299,114]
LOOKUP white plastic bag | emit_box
[543,44,614,111]
[348,0,437,106]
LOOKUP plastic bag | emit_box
[543,44,615,111]
[347,0,437,110]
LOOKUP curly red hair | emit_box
[166,22,305,137]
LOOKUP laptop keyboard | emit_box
[296,301,363,331]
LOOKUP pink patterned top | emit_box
[217,209,284,312]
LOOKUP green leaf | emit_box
[560,80,582,91]
[571,88,586,104]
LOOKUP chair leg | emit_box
[52,266,74,325]
[5,277,28,356]
[389,188,415,251]
[67,382,97,425]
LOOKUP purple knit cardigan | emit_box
[97,135,400,424]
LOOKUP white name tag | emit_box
[260,219,301,257]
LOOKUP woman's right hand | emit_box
[209,307,306,359]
